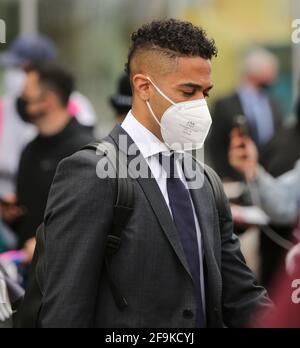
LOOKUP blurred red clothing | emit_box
[255,246,300,328]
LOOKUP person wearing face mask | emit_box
[0,34,58,216]
[0,34,97,201]
[206,48,283,182]
[13,64,94,254]
[252,95,300,288]
[20,20,271,329]
[229,123,300,328]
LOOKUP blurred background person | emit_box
[0,34,97,201]
[206,48,287,288]
[229,129,300,320]
[228,95,300,287]
[229,128,300,227]
[254,93,300,287]
[11,64,94,261]
[0,35,52,198]
[229,128,300,327]
[207,48,283,182]
[109,73,132,124]
[260,96,300,177]
[0,34,97,131]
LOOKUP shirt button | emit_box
[183,310,194,319]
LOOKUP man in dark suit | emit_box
[34,19,271,328]
[207,48,283,181]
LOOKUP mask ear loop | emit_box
[146,100,175,150]
[147,77,177,107]
[145,100,166,130]
[145,77,180,150]
[145,77,172,131]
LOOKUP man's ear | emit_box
[132,74,152,101]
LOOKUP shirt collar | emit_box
[121,110,170,159]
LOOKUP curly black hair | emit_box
[126,19,218,74]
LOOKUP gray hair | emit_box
[242,48,279,77]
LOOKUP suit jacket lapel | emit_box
[136,175,192,277]
[109,126,192,278]
[185,162,223,325]
[189,181,220,276]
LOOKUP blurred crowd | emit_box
[207,48,300,327]
[0,31,300,328]
[0,34,133,325]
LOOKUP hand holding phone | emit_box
[233,114,249,138]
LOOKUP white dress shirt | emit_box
[122,111,206,317]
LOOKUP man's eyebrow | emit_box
[177,82,214,91]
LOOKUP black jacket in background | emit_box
[206,92,283,181]
[16,118,94,247]
[261,124,300,177]
[258,123,300,287]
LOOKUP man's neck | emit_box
[36,109,71,137]
[131,106,163,142]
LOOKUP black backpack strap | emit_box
[82,139,134,310]
[14,223,45,328]
[15,141,134,327]
[204,165,227,221]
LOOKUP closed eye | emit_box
[182,90,197,97]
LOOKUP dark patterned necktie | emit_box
[160,153,205,328]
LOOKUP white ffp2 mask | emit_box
[146,77,212,151]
